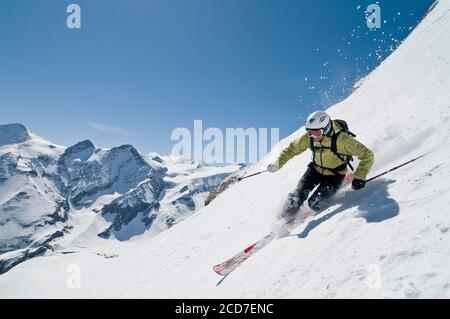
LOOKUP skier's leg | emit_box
[308,174,344,213]
[280,163,321,219]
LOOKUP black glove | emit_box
[352,179,366,190]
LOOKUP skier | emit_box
[267,111,374,220]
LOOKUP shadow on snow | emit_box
[295,178,399,239]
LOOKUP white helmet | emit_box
[305,111,332,135]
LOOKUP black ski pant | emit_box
[283,163,344,217]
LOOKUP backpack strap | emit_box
[331,131,355,172]
[309,136,315,164]
[330,130,340,154]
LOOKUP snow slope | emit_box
[1,0,450,298]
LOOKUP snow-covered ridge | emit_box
[1,0,450,298]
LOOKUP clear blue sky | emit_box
[0,0,433,155]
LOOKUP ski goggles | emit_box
[306,129,323,137]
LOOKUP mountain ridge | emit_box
[0,123,240,274]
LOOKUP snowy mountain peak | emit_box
[109,144,141,160]
[60,139,95,163]
[0,123,31,146]
[71,139,95,150]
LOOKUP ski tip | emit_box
[213,265,228,277]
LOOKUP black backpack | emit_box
[309,119,356,175]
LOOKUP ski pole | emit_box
[366,153,429,183]
[238,170,268,182]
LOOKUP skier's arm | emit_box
[340,135,374,180]
[276,134,310,169]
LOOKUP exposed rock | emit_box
[205,175,240,206]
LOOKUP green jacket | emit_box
[276,121,374,180]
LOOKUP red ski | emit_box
[213,211,313,277]
[213,232,276,276]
